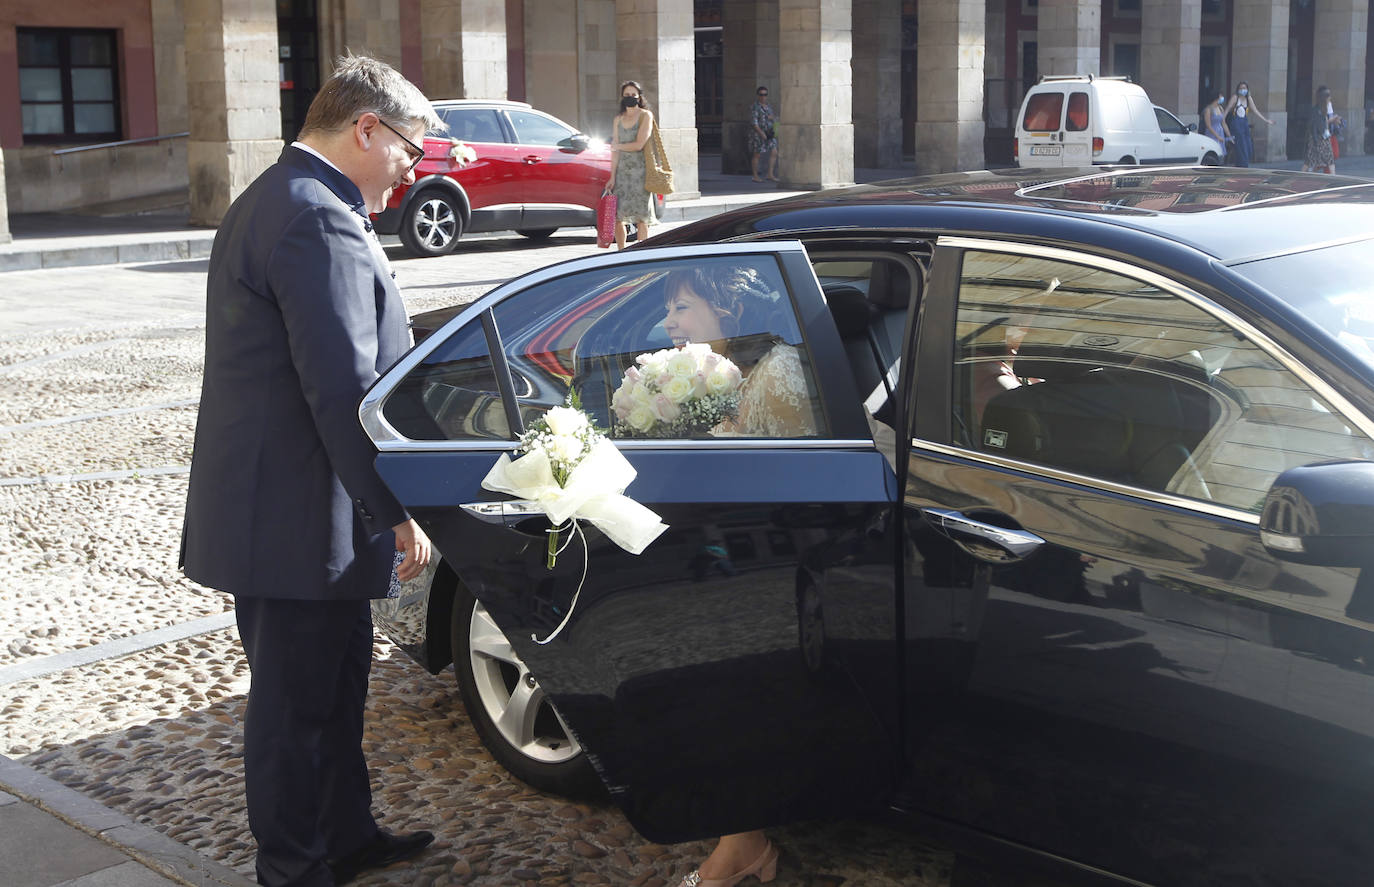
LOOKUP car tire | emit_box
[1119,156,1138,165]
[518,228,557,240]
[449,583,604,799]
[400,189,463,257]
[1202,152,1221,166]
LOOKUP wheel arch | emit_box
[399,175,473,229]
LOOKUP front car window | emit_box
[951,249,1374,514]
[1233,238,1374,377]
[439,107,506,143]
[383,255,828,442]
[505,109,575,146]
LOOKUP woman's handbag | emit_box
[643,121,675,196]
[596,191,617,248]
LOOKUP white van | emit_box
[1014,75,1224,168]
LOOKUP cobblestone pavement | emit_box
[0,233,955,887]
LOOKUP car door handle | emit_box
[922,507,1045,563]
[523,155,543,164]
[460,499,546,525]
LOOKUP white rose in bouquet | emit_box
[612,344,744,438]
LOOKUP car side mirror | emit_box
[1186,122,1197,133]
[559,133,591,153]
[1260,461,1374,565]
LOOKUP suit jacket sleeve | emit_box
[267,202,409,535]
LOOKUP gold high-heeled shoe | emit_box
[678,840,778,887]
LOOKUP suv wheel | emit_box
[450,583,604,798]
[400,189,463,257]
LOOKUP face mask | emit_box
[1218,96,1227,106]
[1239,88,1248,97]
[621,95,639,110]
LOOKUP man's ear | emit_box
[353,112,380,151]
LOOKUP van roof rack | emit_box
[1037,73,1133,83]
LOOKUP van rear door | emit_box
[1017,90,1065,166]
[1061,91,1093,164]
[1018,89,1092,167]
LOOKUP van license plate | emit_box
[1029,145,1061,156]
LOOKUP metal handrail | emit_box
[53,132,189,156]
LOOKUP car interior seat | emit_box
[825,285,888,403]
[979,346,1217,491]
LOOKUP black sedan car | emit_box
[362,167,1374,886]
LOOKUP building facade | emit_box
[1,0,1370,241]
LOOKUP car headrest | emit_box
[824,285,872,340]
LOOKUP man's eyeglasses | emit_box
[373,117,426,171]
[757,92,768,97]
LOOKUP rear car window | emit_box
[1022,93,1064,132]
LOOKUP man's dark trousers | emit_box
[235,597,379,887]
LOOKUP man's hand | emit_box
[392,518,433,582]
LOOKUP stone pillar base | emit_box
[658,126,700,201]
[189,139,284,227]
[1260,112,1288,162]
[914,120,986,175]
[779,122,855,189]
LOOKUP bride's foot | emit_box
[678,838,778,887]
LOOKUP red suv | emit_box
[373,100,661,257]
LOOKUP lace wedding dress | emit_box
[716,344,818,437]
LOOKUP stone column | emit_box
[1140,0,1201,127]
[185,0,281,227]
[618,0,698,199]
[1232,0,1288,161]
[152,0,188,134]
[853,0,902,168]
[778,0,854,188]
[1037,0,1101,78]
[721,0,780,175]
[422,0,507,99]
[577,0,618,141]
[914,0,984,174]
[0,150,11,244]
[320,0,403,71]
[524,0,580,124]
[1314,0,1368,156]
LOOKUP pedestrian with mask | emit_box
[181,54,437,887]
[1223,81,1272,167]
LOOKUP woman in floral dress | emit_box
[607,80,655,249]
[749,86,779,183]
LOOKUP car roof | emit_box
[431,99,534,110]
[658,166,1374,264]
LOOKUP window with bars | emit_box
[18,28,121,142]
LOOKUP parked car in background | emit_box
[1016,74,1224,167]
[372,99,663,257]
[366,166,1374,885]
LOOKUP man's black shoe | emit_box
[328,829,435,884]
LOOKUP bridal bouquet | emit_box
[481,397,668,643]
[447,139,477,165]
[611,343,743,437]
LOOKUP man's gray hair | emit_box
[298,54,444,139]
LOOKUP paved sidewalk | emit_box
[0,755,253,887]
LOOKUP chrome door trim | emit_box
[368,437,881,454]
[911,438,1261,524]
[361,241,816,449]
[936,235,1374,443]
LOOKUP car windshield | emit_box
[1236,238,1374,373]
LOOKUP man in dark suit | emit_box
[181,55,438,887]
